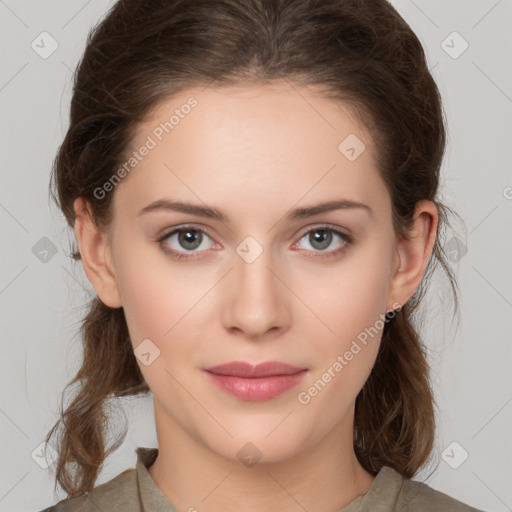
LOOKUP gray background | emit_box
[1,0,511,511]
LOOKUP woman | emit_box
[40,0,484,510]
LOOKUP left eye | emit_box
[295,227,351,253]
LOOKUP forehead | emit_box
[113,80,390,221]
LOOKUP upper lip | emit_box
[205,361,306,378]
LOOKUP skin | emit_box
[73,79,438,512]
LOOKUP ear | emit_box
[73,198,122,308]
[387,200,438,310]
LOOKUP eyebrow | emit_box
[137,198,372,222]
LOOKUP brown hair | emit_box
[46,0,460,498]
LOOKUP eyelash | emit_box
[156,224,353,262]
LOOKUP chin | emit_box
[203,424,314,467]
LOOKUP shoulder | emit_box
[398,475,485,512]
[37,468,139,512]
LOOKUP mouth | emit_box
[203,361,308,401]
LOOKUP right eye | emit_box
[157,225,219,261]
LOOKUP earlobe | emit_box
[387,200,438,310]
[73,198,122,308]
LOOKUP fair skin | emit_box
[73,80,437,512]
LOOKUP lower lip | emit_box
[204,370,307,401]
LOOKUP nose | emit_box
[221,244,291,340]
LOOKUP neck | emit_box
[148,401,375,512]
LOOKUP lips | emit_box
[205,361,306,378]
[204,361,308,401]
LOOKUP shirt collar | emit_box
[354,466,403,511]
[136,447,179,512]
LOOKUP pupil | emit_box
[179,230,201,250]
[311,230,331,250]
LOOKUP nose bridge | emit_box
[222,235,289,337]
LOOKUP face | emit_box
[94,80,406,464]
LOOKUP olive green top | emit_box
[40,447,484,512]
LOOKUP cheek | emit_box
[114,261,198,396]
[113,239,210,343]
[294,241,393,394]
[298,248,392,342]
[296,268,387,412]
[116,269,171,346]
